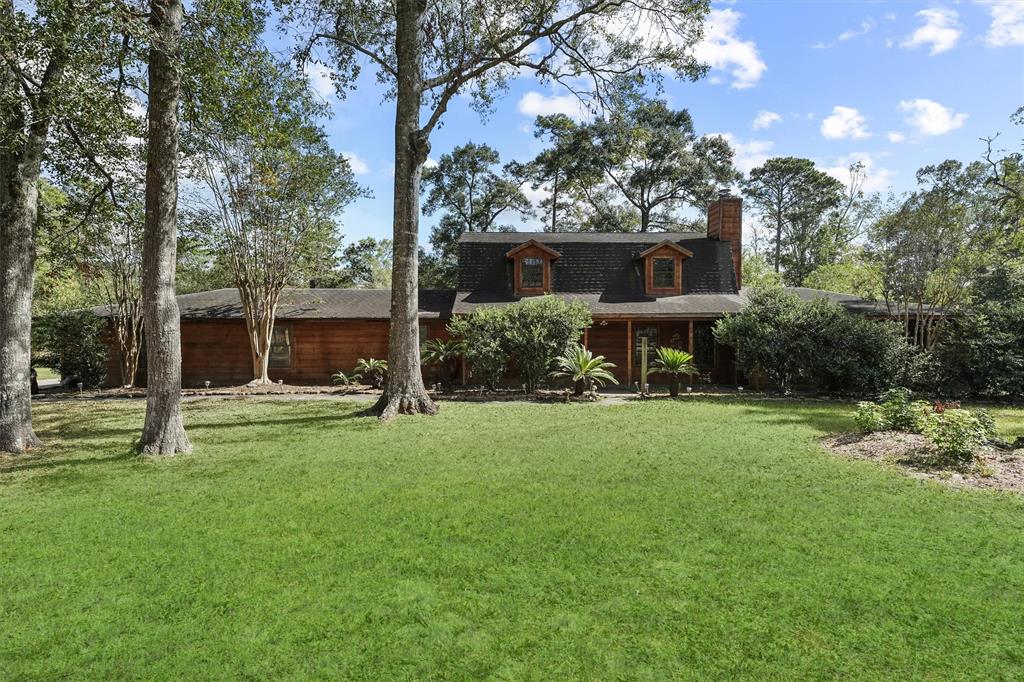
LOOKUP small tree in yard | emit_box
[189,52,363,384]
[447,307,509,391]
[551,345,618,396]
[502,297,591,392]
[282,0,710,419]
[651,347,696,397]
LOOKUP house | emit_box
[101,190,899,388]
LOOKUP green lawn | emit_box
[2,398,1024,679]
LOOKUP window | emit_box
[269,324,292,368]
[652,257,675,289]
[634,326,659,367]
[694,324,717,368]
[520,257,543,289]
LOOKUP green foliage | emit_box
[550,344,618,395]
[319,237,393,288]
[803,250,883,299]
[448,297,592,391]
[32,311,107,387]
[853,402,888,433]
[501,297,592,392]
[741,157,849,285]
[447,307,509,390]
[354,358,388,389]
[932,260,1024,397]
[877,388,930,433]
[331,370,362,386]
[421,338,464,392]
[740,251,782,289]
[651,346,696,396]
[421,144,532,286]
[923,409,994,465]
[715,288,925,395]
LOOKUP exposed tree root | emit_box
[0,424,42,454]
[370,389,438,421]
[139,415,192,456]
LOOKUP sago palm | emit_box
[354,358,388,389]
[421,338,464,392]
[551,344,618,396]
[651,346,697,397]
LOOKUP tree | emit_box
[580,97,736,232]
[867,161,994,348]
[803,250,882,299]
[190,51,362,384]
[741,250,782,289]
[527,114,592,232]
[139,0,191,454]
[283,0,710,418]
[0,0,135,452]
[322,237,394,288]
[741,157,844,281]
[421,143,531,287]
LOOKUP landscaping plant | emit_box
[922,408,997,466]
[550,344,618,396]
[501,297,591,392]
[331,370,363,386]
[651,347,697,397]
[32,311,108,388]
[354,358,388,389]
[420,339,464,393]
[447,307,508,391]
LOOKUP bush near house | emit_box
[715,287,926,395]
[448,296,592,391]
[32,310,108,387]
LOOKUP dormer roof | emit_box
[504,239,562,259]
[637,240,694,259]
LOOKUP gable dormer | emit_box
[637,240,693,297]
[506,239,561,296]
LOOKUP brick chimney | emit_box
[707,188,742,290]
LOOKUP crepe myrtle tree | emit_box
[0,0,145,453]
[188,47,364,385]
[281,0,711,419]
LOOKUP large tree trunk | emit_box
[139,0,191,455]
[371,0,437,420]
[0,168,44,454]
[0,25,64,453]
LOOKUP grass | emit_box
[2,397,1024,680]
[33,367,58,381]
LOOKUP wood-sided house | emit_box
[101,191,898,388]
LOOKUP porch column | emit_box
[583,328,589,348]
[626,320,633,386]
[688,319,694,385]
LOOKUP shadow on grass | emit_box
[0,449,135,474]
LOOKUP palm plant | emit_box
[331,370,363,386]
[651,346,697,397]
[354,358,388,389]
[420,338,464,393]
[550,344,618,396]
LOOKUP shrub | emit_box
[878,388,930,433]
[447,307,509,390]
[32,311,107,387]
[501,297,591,392]
[448,296,592,391]
[923,409,993,465]
[715,288,925,395]
[550,344,618,396]
[651,347,696,397]
[854,402,888,432]
[354,358,387,389]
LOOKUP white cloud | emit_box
[305,62,336,98]
[423,157,439,169]
[886,131,906,143]
[898,98,968,136]
[516,91,588,120]
[824,153,896,193]
[820,106,871,140]
[838,18,876,42]
[706,132,773,174]
[900,7,961,55]
[979,0,1024,47]
[752,110,782,130]
[342,152,370,175]
[692,8,766,89]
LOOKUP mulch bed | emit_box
[822,431,1024,494]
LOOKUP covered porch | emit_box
[583,317,737,387]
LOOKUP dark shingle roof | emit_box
[457,232,738,297]
[95,288,455,320]
[452,291,744,317]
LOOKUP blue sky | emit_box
[293,0,1024,248]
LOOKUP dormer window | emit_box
[652,257,675,289]
[638,240,693,297]
[520,257,544,289]
[506,239,562,296]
